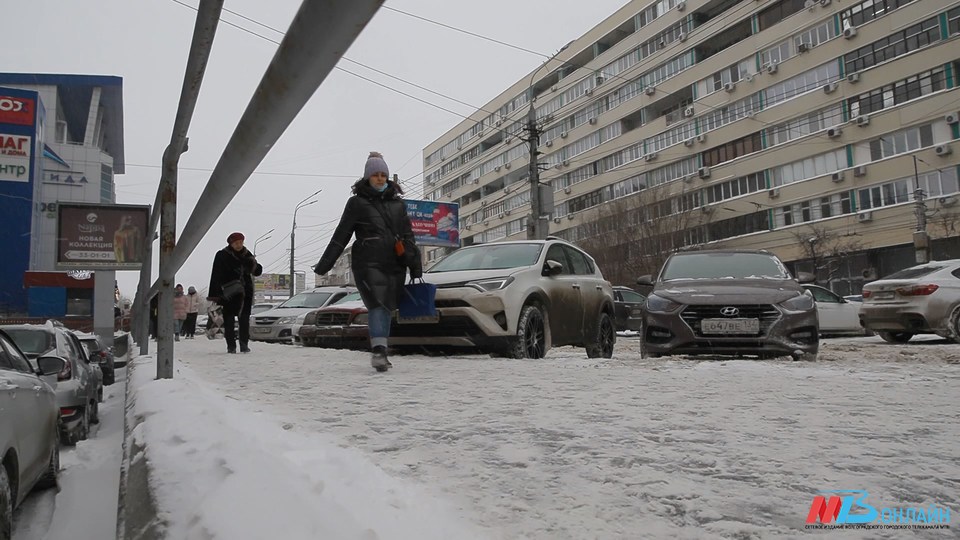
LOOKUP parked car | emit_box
[0,328,64,536]
[843,294,863,303]
[637,249,819,360]
[3,322,101,445]
[299,292,369,350]
[250,303,278,315]
[75,332,115,385]
[392,239,617,358]
[613,286,646,332]
[801,284,869,336]
[250,287,356,343]
[859,259,960,343]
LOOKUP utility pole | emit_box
[291,190,322,298]
[912,155,930,264]
[526,104,543,240]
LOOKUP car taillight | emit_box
[861,290,872,298]
[57,360,72,381]
[60,407,76,417]
[896,284,939,296]
[100,351,108,359]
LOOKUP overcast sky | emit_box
[3,0,628,299]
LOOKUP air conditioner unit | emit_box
[935,144,953,157]
[505,137,513,144]
[843,27,858,39]
[562,160,569,166]
[698,166,711,179]
[847,72,860,83]
[504,186,512,194]
[823,82,839,94]
[765,62,779,74]
[831,171,845,182]
[567,213,575,220]
[553,217,562,224]
[683,174,695,183]
[769,188,781,198]
[683,106,695,117]
[481,200,487,206]
[862,267,878,280]
[494,165,501,172]
[483,220,489,226]
[497,213,504,219]
[820,0,831,6]
[744,110,756,119]
[504,209,512,216]
[645,86,656,96]
[724,82,736,93]
[798,42,810,53]
[939,196,958,206]
[465,224,472,231]
[857,211,873,222]
[804,0,816,9]
[827,127,842,139]
[596,76,605,86]
[440,156,446,161]
[550,85,558,92]
[495,119,503,126]
[504,162,511,169]
[677,1,686,10]
[700,206,715,214]
[554,164,563,170]
[697,134,707,143]
[945,112,959,125]
[684,138,695,147]
[678,32,688,42]
[585,87,593,96]
[853,165,867,177]
[560,131,568,138]
[856,115,870,127]
[563,186,572,194]
[644,152,658,162]
[744,73,755,83]
[545,140,553,147]
[588,117,598,125]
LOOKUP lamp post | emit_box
[253,228,274,255]
[291,189,322,297]
[526,43,570,240]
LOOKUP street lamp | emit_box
[291,189,322,297]
[526,43,571,240]
[253,228,275,255]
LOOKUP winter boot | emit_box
[240,343,251,353]
[227,343,237,354]
[370,346,390,372]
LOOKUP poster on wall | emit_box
[405,199,460,248]
[0,94,34,126]
[254,272,305,293]
[56,203,150,270]
[0,133,31,182]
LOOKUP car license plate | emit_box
[701,318,760,334]
[397,314,440,324]
[873,291,895,300]
[252,327,272,334]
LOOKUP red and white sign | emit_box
[0,133,31,183]
[0,96,34,126]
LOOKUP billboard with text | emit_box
[406,199,459,248]
[56,203,150,270]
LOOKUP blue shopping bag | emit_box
[398,279,437,319]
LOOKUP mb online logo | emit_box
[806,490,951,527]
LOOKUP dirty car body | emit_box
[859,259,960,343]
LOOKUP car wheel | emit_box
[586,312,616,359]
[79,407,90,441]
[792,351,818,361]
[877,331,914,343]
[90,400,100,425]
[950,306,960,344]
[37,429,60,490]
[507,304,547,359]
[0,465,12,540]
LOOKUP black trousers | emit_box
[222,296,251,348]
[183,312,198,336]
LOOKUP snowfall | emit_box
[12,335,960,540]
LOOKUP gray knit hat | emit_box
[363,151,389,179]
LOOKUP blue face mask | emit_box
[376,182,389,192]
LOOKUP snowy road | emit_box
[173,336,959,539]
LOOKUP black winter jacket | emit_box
[208,245,263,302]
[314,179,422,311]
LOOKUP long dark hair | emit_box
[352,177,404,196]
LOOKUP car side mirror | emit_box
[36,356,67,377]
[636,275,654,286]
[542,260,563,276]
[796,271,816,284]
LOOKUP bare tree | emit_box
[788,224,865,282]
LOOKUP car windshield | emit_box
[428,243,543,273]
[883,265,944,280]
[5,328,54,355]
[80,338,101,351]
[661,253,790,280]
[279,292,333,308]
[618,290,646,303]
[333,292,362,304]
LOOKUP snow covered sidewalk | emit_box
[162,337,958,539]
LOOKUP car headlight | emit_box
[644,294,680,312]
[352,313,368,326]
[467,276,514,292]
[278,316,298,324]
[780,293,815,312]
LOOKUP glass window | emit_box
[429,243,544,272]
[843,17,940,74]
[280,292,333,308]
[562,246,591,275]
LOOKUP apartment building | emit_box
[421,0,960,294]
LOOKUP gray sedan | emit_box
[860,259,960,343]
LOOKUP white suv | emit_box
[392,238,617,358]
[250,286,355,342]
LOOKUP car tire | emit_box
[79,406,90,442]
[90,400,100,425]
[507,304,548,359]
[792,351,818,361]
[877,331,914,343]
[36,429,60,490]
[950,306,960,344]
[0,465,12,540]
[586,312,616,359]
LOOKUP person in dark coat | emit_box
[208,232,263,353]
[313,151,422,370]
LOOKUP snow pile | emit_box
[127,356,483,540]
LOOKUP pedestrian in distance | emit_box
[172,284,188,341]
[184,286,200,338]
[208,232,263,353]
[313,151,422,372]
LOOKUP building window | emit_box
[794,19,837,50]
[858,179,911,209]
[766,104,844,146]
[707,211,771,241]
[758,0,808,31]
[841,0,918,29]
[701,132,763,167]
[765,62,840,107]
[843,17,941,75]
[100,164,114,203]
[771,149,846,187]
[868,124,934,161]
[849,67,946,118]
[704,173,765,204]
[950,6,960,36]
[773,192,853,227]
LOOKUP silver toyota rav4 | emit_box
[392,238,617,358]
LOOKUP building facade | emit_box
[421,0,960,294]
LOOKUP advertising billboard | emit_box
[0,132,31,183]
[0,94,34,126]
[254,273,306,294]
[56,203,150,270]
[405,199,460,248]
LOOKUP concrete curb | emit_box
[116,354,165,540]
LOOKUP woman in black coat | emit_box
[314,152,422,370]
[208,232,263,353]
